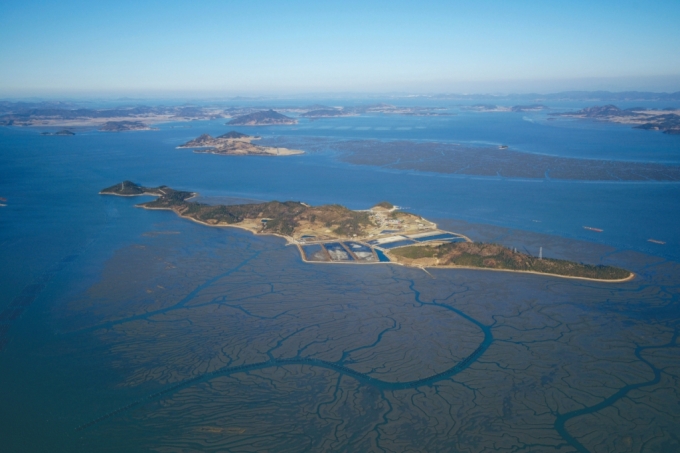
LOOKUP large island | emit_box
[100,181,633,281]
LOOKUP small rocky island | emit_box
[177,131,303,156]
[553,105,680,134]
[98,121,156,132]
[100,181,633,281]
[40,129,75,136]
[227,110,297,126]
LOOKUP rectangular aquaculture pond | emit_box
[375,249,390,262]
[343,242,376,261]
[323,243,354,261]
[301,244,329,262]
[379,240,416,249]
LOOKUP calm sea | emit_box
[1,101,679,452]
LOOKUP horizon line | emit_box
[2,88,680,102]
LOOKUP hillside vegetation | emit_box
[391,242,631,280]
[101,181,374,237]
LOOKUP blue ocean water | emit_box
[237,111,680,256]
[1,110,679,289]
[286,111,680,162]
[0,103,679,451]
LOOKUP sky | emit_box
[1,0,679,96]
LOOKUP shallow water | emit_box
[1,104,679,452]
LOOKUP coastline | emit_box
[419,262,635,283]
[99,191,164,197]
[193,148,304,156]
[135,204,297,245]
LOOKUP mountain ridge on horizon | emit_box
[428,90,680,102]
[1,90,680,110]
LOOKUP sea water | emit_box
[0,102,679,452]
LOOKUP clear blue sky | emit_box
[1,0,679,96]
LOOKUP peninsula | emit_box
[177,131,303,156]
[227,110,297,126]
[100,181,633,281]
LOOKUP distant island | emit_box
[0,103,225,128]
[100,181,633,281]
[511,104,550,112]
[227,110,297,126]
[1,94,678,129]
[301,109,358,118]
[40,129,75,136]
[430,91,680,102]
[98,121,156,132]
[553,105,680,135]
[463,104,549,112]
[0,101,451,128]
[300,104,453,118]
[177,131,303,156]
